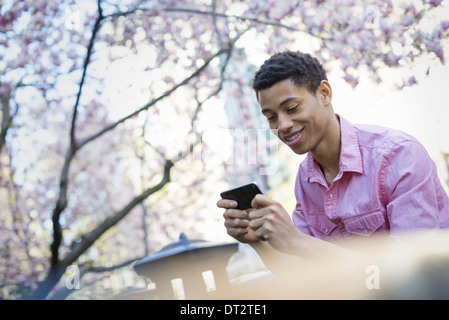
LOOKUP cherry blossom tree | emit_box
[0,0,448,299]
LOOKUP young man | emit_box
[217,51,449,265]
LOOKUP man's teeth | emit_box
[284,130,302,142]
[285,132,300,142]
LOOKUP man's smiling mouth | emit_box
[283,128,304,143]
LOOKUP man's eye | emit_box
[267,115,277,122]
[287,105,298,113]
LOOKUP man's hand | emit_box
[219,194,353,270]
[248,194,302,254]
[217,199,260,244]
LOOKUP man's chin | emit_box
[287,144,307,155]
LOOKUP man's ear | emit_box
[318,80,332,106]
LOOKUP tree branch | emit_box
[191,45,233,129]
[76,46,231,151]
[164,7,301,32]
[50,0,105,269]
[0,91,12,152]
[70,1,104,146]
[106,6,303,33]
[62,160,172,267]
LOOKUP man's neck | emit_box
[311,114,341,186]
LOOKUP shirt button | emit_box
[364,229,368,234]
[329,193,333,198]
[325,228,329,233]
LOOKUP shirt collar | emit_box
[305,115,363,182]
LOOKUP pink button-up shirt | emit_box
[292,116,449,244]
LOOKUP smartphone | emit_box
[220,182,263,210]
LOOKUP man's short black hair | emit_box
[252,51,327,97]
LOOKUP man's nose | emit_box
[278,115,293,133]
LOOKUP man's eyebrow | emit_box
[279,97,298,107]
[261,108,271,114]
[261,97,300,114]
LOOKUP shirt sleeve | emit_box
[380,139,446,232]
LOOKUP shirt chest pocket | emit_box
[343,210,386,236]
[305,213,338,239]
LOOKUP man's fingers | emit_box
[224,216,249,228]
[247,206,275,239]
[227,227,250,238]
[253,227,267,241]
[251,194,277,209]
[247,205,276,220]
[247,208,263,220]
[248,216,263,230]
[223,208,248,220]
[217,199,238,209]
